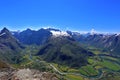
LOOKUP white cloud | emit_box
[90,28,97,35]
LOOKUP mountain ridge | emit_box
[37,35,94,68]
[12,27,120,56]
[0,27,24,63]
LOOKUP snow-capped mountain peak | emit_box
[115,33,120,36]
[50,30,70,37]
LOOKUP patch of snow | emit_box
[42,26,55,29]
[50,30,70,37]
[102,35,106,38]
[42,27,50,29]
[90,29,96,35]
[110,49,114,51]
[115,33,120,36]
[11,32,15,35]
[0,32,6,36]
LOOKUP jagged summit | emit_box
[1,27,9,32]
[1,27,10,34]
[0,27,13,38]
[25,28,33,32]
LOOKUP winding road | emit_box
[29,53,120,79]
[29,53,103,79]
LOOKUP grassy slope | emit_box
[37,36,94,68]
[65,75,84,80]
[51,46,120,80]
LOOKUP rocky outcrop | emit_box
[0,68,59,80]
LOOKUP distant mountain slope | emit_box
[13,28,52,45]
[68,31,120,56]
[13,27,120,56]
[37,35,94,68]
[13,28,70,45]
[84,34,120,56]
[0,28,24,63]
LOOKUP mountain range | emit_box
[69,32,120,56]
[13,28,94,67]
[13,28,52,45]
[0,27,120,80]
[13,28,120,56]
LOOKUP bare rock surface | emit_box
[0,68,59,80]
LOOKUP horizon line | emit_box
[0,26,119,34]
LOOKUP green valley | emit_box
[0,28,120,80]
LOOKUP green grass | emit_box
[52,63,80,73]
[98,72,120,80]
[12,45,120,80]
[96,60,120,71]
[88,55,120,71]
[92,50,101,54]
[88,58,94,64]
[101,56,120,62]
[87,45,109,55]
[52,63,69,72]
[67,68,79,73]
[79,65,99,76]
[65,74,84,80]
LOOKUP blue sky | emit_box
[0,0,120,32]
